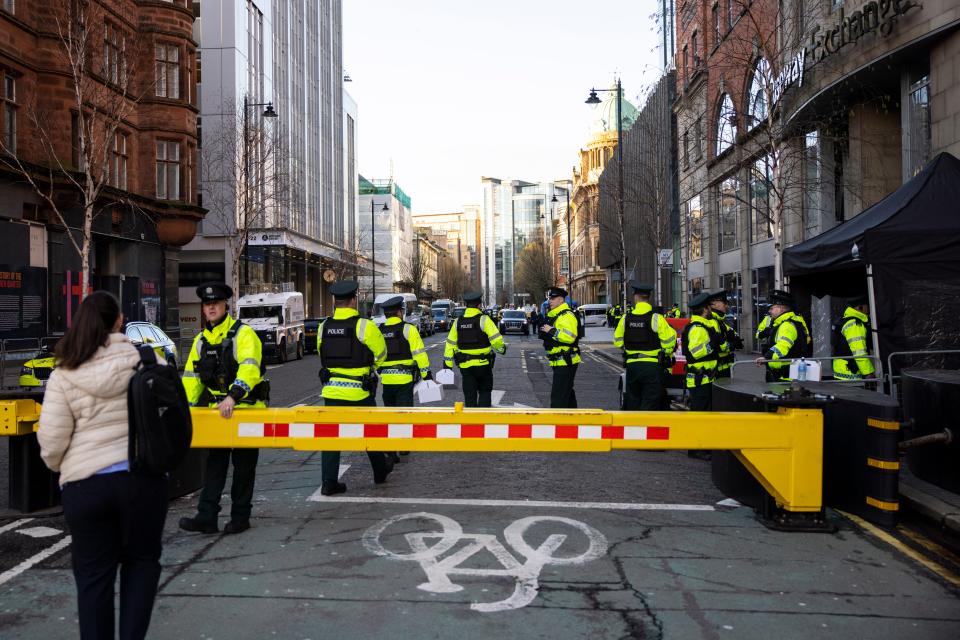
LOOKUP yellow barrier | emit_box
[0,399,824,514]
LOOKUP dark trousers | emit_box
[61,472,168,640]
[550,364,578,408]
[623,361,664,410]
[382,381,414,407]
[688,383,713,411]
[460,364,494,408]
[322,396,389,484]
[197,448,259,523]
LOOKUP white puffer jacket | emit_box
[38,333,142,486]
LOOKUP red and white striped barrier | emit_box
[238,422,670,441]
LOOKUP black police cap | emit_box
[196,282,233,302]
[330,280,359,299]
[629,280,654,293]
[689,291,712,310]
[548,287,567,299]
[848,294,869,307]
[768,289,794,307]
[707,289,729,303]
[463,291,483,304]
[382,295,404,311]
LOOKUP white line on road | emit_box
[0,535,72,587]
[0,518,34,535]
[306,495,715,511]
[305,464,352,501]
[491,390,506,406]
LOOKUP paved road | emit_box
[1,328,958,638]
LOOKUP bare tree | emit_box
[0,0,147,299]
[398,241,428,301]
[514,238,554,305]
[200,98,288,300]
[437,256,468,301]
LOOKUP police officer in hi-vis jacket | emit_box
[443,291,505,408]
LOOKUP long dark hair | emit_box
[55,291,121,370]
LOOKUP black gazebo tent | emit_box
[783,152,960,375]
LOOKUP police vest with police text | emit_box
[381,321,413,361]
[320,317,373,369]
[456,315,491,350]
[623,311,659,351]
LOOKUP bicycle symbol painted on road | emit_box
[362,512,608,612]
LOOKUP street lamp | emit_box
[585,80,625,306]
[370,199,389,302]
[550,186,572,288]
[242,97,278,287]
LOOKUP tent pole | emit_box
[866,263,884,393]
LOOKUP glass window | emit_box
[2,0,13,13]
[803,131,821,239]
[747,58,769,130]
[155,44,180,98]
[712,4,720,47]
[686,195,703,261]
[716,93,737,156]
[719,272,741,333]
[156,140,180,200]
[111,132,127,190]
[752,266,774,348]
[692,31,699,67]
[125,326,145,343]
[104,24,126,86]
[905,61,931,178]
[718,176,739,253]
[2,73,15,153]
[688,277,704,296]
[750,155,773,242]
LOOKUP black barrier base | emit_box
[757,495,836,533]
[8,434,61,512]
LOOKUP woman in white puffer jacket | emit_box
[38,291,167,640]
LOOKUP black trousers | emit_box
[550,364,578,408]
[322,396,389,484]
[197,448,259,524]
[61,472,168,640]
[623,361,664,410]
[382,381,414,407]
[460,364,493,408]
[688,383,713,411]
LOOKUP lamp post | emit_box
[550,186,572,287]
[242,97,278,288]
[370,199,389,303]
[585,80,625,306]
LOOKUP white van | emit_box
[372,292,420,327]
[579,303,611,327]
[237,291,305,363]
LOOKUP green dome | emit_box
[590,83,638,135]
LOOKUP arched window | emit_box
[747,58,769,130]
[716,93,737,156]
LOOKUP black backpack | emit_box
[128,345,193,474]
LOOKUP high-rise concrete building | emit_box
[183,0,355,318]
[411,209,483,287]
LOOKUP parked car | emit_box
[432,309,451,331]
[125,322,180,369]
[303,317,325,353]
[498,309,529,335]
[18,337,59,388]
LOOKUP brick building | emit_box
[0,0,203,345]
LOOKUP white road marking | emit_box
[0,518,34,535]
[716,498,744,507]
[15,526,62,539]
[305,464,352,501]
[0,536,72,587]
[491,390,506,406]
[307,495,714,510]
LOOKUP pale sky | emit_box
[343,1,666,214]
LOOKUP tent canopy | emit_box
[783,152,960,275]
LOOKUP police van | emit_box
[237,291,305,363]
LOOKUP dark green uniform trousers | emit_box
[550,364,578,408]
[623,361,664,411]
[322,396,389,485]
[197,448,259,524]
[460,364,493,408]
[381,381,414,407]
[688,383,713,411]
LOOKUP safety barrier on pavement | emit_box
[0,399,825,517]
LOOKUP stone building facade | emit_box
[0,0,203,343]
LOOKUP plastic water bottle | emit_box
[797,358,808,382]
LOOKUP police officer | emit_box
[707,290,744,379]
[667,303,681,319]
[317,281,391,496]
[377,295,432,405]
[444,291,506,408]
[180,282,267,535]
[683,292,728,411]
[755,312,773,353]
[753,289,811,382]
[539,286,582,408]
[613,281,677,410]
[833,294,875,381]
